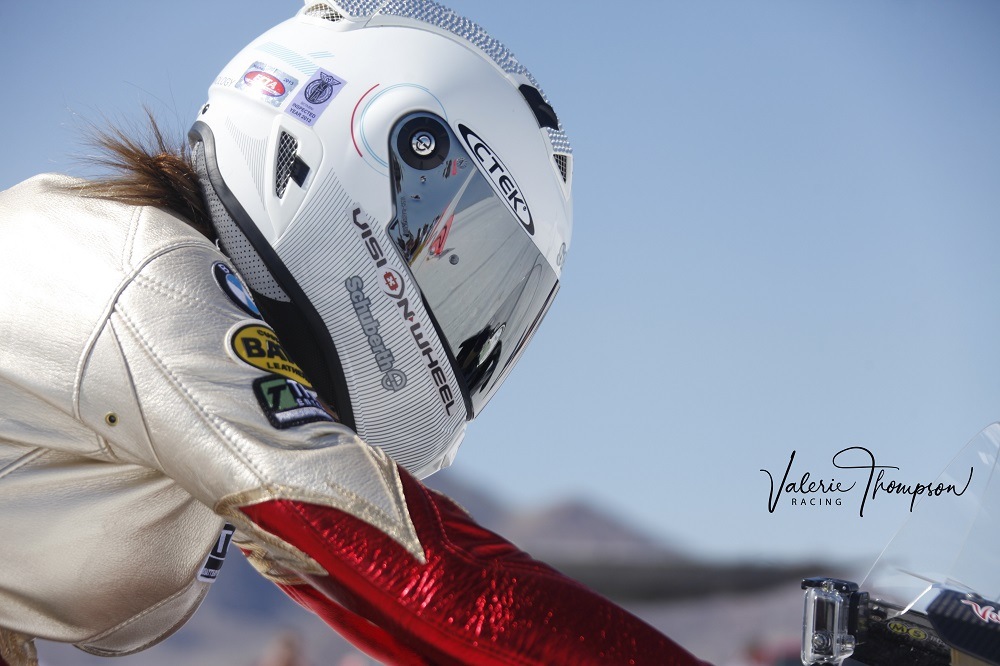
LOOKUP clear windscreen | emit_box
[860,423,1000,615]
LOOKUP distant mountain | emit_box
[423,470,689,561]
[497,499,691,563]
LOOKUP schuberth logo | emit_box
[457,125,534,236]
[344,276,407,392]
[352,209,459,415]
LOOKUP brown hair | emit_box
[71,109,213,238]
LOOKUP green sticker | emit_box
[253,374,334,429]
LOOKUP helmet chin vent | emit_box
[275,131,299,198]
[303,3,345,22]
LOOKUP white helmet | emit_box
[190,0,573,478]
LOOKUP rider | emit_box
[0,2,707,664]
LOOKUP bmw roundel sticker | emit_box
[213,262,262,318]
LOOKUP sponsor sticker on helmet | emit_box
[458,124,534,236]
[236,61,298,108]
[227,322,313,387]
[253,374,334,429]
[353,207,460,416]
[380,267,404,299]
[287,68,346,127]
[212,262,261,318]
[344,275,408,392]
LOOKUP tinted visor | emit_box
[387,113,559,417]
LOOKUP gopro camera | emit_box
[802,577,869,665]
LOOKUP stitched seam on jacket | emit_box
[0,448,48,480]
[75,583,210,657]
[72,236,210,421]
[133,271,238,318]
[112,305,272,489]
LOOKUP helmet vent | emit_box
[275,131,299,198]
[303,3,345,21]
[554,154,570,183]
[518,84,559,130]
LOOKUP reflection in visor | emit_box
[387,113,559,416]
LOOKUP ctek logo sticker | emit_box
[228,323,312,387]
[458,124,534,235]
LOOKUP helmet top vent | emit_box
[303,3,345,22]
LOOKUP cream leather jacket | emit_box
[0,175,419,663]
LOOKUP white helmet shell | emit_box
[190,0,573,478]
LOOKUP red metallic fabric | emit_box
[241,469,709,665]
[278,583,429,665]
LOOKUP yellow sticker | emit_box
[228,323,313,388]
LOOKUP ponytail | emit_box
[71,109,212,238]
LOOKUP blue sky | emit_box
[4,1,1000,567]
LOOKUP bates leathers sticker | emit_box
[254,374,334,429]
[198,523,235,583]
[236,61,298,107]
[228,322,312,387]
[287,68,346,126]
[212,262,261,318]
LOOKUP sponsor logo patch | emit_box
[286,68,346,127]
[353,208,459,415]
[254,374,334,429]
[380,267,404,299]
[228,322,312,387]
[213,262,262,318]
[198,523,235,583]
[344,275,408,392]
[961,599,1000,625]
[236,61,298,107]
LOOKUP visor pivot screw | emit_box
[411,131,436,157]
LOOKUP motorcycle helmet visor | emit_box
[387,113,559,417]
